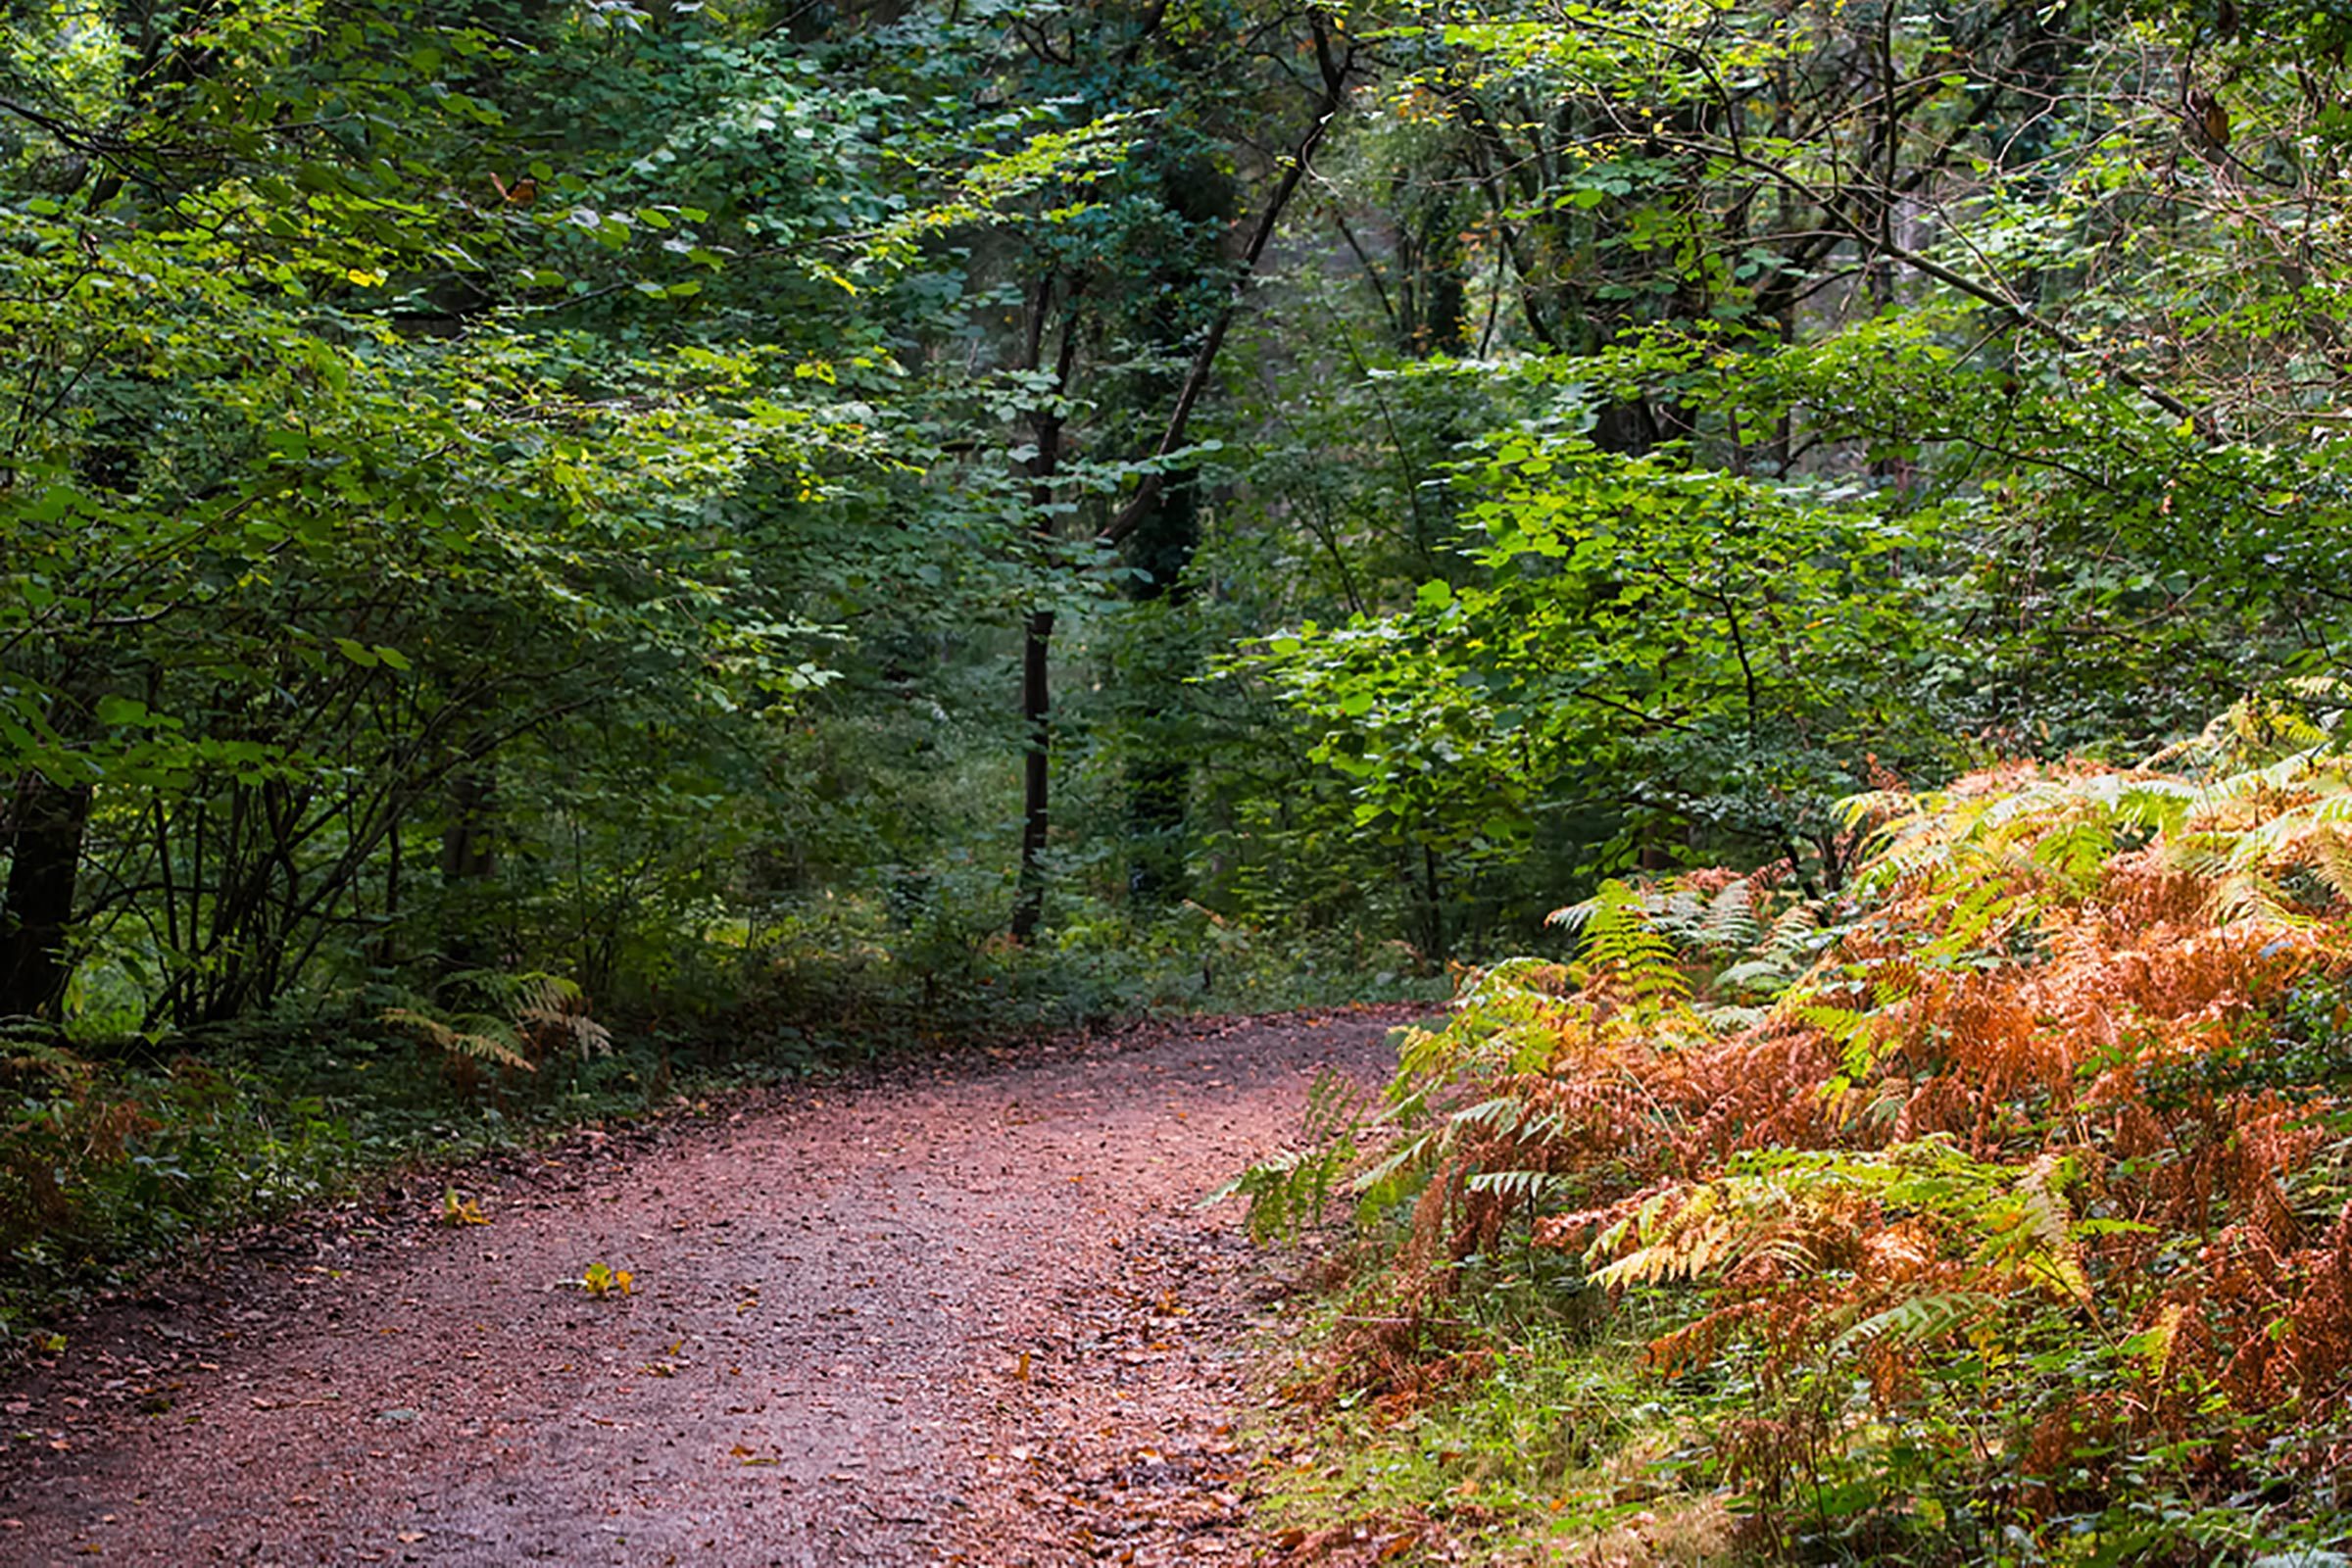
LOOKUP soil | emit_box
[0,1008,1407,1566]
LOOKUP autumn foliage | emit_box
[1289,702,2352,1554]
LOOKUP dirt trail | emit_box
[0,1010,1400,1567]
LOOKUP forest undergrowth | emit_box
[1242,701,2352,1567]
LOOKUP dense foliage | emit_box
[16,0,2352,1025]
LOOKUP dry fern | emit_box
[1299,706,2352,1531]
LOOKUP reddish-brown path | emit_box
[0,1010,1399,1567]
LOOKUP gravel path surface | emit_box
[0,1010,1400,1566]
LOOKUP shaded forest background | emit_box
[8,0,2340,1030]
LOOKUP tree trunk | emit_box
[439,767,497,972]
[1009,270,1080,946]
[1016,13,1358,937]
[0,773,91,1019]
[1115,153,1230,906]
[1119,469,1200,905]
[1010,607,1054,943]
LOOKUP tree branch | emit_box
[1100,9,1357,547]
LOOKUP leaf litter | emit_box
[0,1009,1407,1565]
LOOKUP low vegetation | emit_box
[1242,700,2352,1564]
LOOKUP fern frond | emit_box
[1696,880,1762,952]
[1208,1142,1357,1245]
[1830,1290,2003,1354]
[2310,825,2352,904]
[1577,881,1690,1005]
[1466,1168,1558,1202]
[2207,868,2313,930]
[380,1007,534,1073]
[1352,1127,1443,1201]
[515,975,613,1060]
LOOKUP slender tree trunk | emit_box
[1010,277,1080,945]
[439,767,497,972]
[1120,469,1200,905]
[368,811,404,972]
[0,773,91,1019]
[1118,150,1233,907]
[1419,842,1447,965]
[1011,607,1054,942]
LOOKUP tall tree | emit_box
[840,0,1369,940]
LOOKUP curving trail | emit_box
[0,1011,1398,1567]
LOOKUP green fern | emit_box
[1829,1290,2004,1354]
[378,969,612,1074]
[1588,1141,2100,1311]
[1694,879,1763,953]
[1208,1146,1350,1245]
[379,1006,535,1073]
[1206,1066,1376,1245]
[1556,880,1690,1007]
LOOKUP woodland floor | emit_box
[0,1008,1406,1567]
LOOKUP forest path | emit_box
[0,1010,1400,1567]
